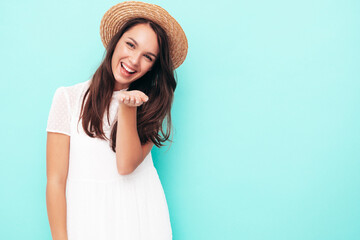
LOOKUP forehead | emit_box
[123,23,157,45]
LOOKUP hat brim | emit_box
[100,1,188,69]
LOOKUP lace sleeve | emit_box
[46,86,71,136]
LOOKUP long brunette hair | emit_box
[78,18,176,152]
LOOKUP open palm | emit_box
[116,90,149,107]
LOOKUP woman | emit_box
[45,1,188,239]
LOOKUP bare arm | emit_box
[116,103,154,175]
[46,132,70,240]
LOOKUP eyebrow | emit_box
[128,37,157,58]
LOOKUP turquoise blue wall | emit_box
[1,0,359,239]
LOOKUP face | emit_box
[111,23,159,90]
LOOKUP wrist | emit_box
[118,102,137,112]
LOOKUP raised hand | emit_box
[116,90,149,107]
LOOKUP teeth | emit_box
[122,63,136,73]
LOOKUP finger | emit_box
[141,93,149,102]
[135,96,141,104]
[122,94,128,102]
[130,96,135,105]
[116,94,122,102]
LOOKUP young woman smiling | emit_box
[45,1,188,239]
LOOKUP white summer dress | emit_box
[46,79,172,240]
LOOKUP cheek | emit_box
[111,48,125,68]
[142,62,155,72]
[114,45,127,59]
[111,55,117,71]
[119,45,130,56]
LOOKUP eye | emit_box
[144,54,153,61]
[126,42,134,48]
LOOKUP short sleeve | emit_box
[46,87,71,136]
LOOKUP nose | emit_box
[129,51,141,67]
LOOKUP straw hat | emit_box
[100,1,188,69]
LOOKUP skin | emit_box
[46,23,161,238]
[111,23,159,174]
[111,23,159,91]
[46,133,69,240]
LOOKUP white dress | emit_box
[46,79,172,240]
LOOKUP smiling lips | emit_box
[121,62,137,76]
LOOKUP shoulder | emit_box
[61,79,90,95]
[58,79,91,104]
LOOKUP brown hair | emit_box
[78,18,176,152]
